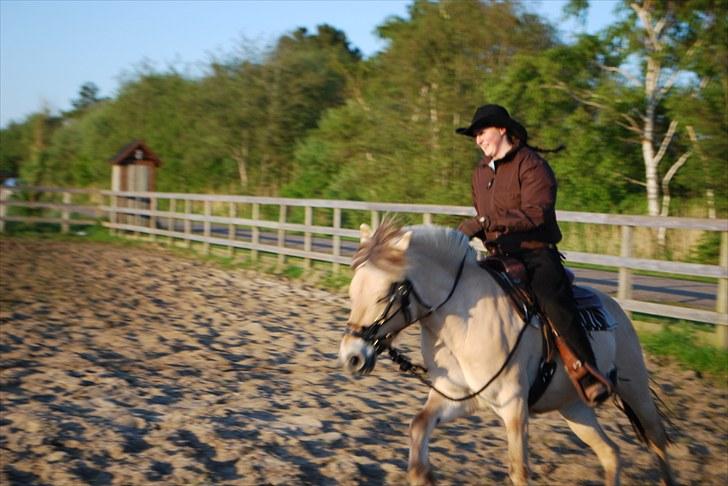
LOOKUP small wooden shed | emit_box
[109,140,162,192]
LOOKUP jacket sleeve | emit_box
[467,167,486,240]
[492,155,557,234]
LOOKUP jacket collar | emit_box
[479,142,525,168]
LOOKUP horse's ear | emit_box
[393,230,412,252]
[360,223,372,243]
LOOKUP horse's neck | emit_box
[412,256,521,349]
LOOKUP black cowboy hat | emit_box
[455,104,528,143]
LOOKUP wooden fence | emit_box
[0,186,100,233]
[2,186,727,343]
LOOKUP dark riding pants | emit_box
[514,248,597,367]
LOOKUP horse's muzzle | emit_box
[339,335,377,376]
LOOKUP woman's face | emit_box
[475,126,509,159]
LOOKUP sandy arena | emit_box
[1,238,726,485]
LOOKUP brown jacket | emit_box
[468,144,562,252]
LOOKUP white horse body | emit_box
[340,224,674,486]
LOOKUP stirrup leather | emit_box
[554,336,613,406]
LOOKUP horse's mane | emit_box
[351,220,473,271]
[408,224,474,265]
[351,220,407,270]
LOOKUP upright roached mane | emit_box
[351,220,473,271]
[350,220,407,270]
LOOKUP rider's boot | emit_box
[554,326,612,407]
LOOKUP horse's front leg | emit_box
[500,398,530,486]
[408,390,470,486]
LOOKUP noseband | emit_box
[348,251,468,354]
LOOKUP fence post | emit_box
[228,201,236,258]
[304,206,312,269]
[423,212,432,225]
[716,231,728,348]
[184,199,192,248]
[61,191,71,234]
[0,188,9,233]
[134,195,142,233]
[203,200,211,255]
[149,195,157,242]
[168,199,176,245]
[371,210,380,230]
[277,204,287,269]
[617,225,633,318]
[109,191,117,236]
[333,207,341,273]
[251,203,260,262]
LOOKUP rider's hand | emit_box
[457,216,489,238]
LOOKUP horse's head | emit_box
[339,221,412,376]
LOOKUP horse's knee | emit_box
[508,462,529,486]
[409,409,431,441]
[407,463,435,486]
[504,409,529,485]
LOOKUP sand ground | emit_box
[1,238,726,485]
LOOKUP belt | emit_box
[519,240,556,250]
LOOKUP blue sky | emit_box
[0,0,622,128]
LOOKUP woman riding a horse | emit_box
[455,104,610,407]
[339,105,675,486]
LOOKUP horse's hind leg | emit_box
[611,316,676,485]
[559,401,621,486]
[614,372,676,485]
[408,390,470,486]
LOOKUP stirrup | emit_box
[554,336,613,407]
[579,366,613,406]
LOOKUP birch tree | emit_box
[565,0,722,219]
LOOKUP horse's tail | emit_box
[614,380,675,445]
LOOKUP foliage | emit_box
[562,0,728,218]
[1,0,725,224]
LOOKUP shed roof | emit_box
[109,140,162,166]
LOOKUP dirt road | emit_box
[1,238,725,485]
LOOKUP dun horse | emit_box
[339,222,675,486]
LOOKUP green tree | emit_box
[564,0,727,220]
[70,82,103,111]
[0,121,28,180]
[286,0,557,204]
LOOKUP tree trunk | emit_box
[232,145,249,189]
[687,125,717,219]
[643,57,661,217]
[657,151,691,249]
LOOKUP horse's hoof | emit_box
[407,465,436,486]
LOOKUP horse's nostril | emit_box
[349,355,361,370]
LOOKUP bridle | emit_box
[347,248,531,402]
[347,250,469,354]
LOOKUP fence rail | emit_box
[2,186,727,341]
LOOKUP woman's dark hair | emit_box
[506,127,565,154]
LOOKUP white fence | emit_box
[2,186,727,340]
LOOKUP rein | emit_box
[350,250,469,353]
[351,248,530,402]
[385,320,530,402]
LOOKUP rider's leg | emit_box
[520,248,610,405]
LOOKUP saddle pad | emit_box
[573,285,617,332]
